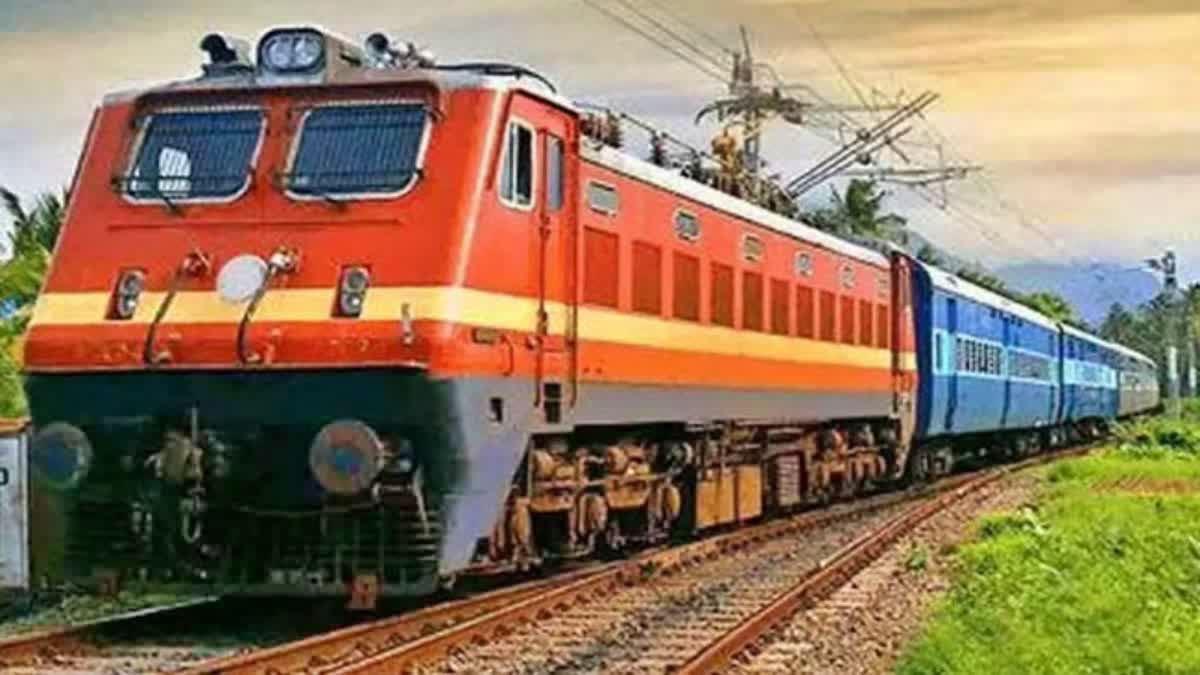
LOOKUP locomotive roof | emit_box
[582,143,891,268]
[103,64,577,112]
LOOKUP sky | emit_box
[1,0,1197,275]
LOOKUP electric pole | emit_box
[1147,248,1181,416]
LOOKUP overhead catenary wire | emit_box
[612,0,733,73]
[642,0,738,57]
[577,0,728,84]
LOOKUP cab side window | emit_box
[500,120,535,209]
[545,134,563,211]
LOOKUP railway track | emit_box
[172,491,933,675]
[0,448,1083,675]
[179,462,1028,674]
[0,596,352,674]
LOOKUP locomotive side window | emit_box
[288,103,428,197]
[545,135,563,211]
[587,181,619,215]
[500,119,536,208]
[125,108,263,201]
[674,210,700,242]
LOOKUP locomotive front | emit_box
[24,28,519,599]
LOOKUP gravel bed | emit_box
[0,598,357,675]
[733,473,1041,675]
[418,500,916,675]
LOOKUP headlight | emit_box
[216,254,268,305]
[309,419,384,495]
[260,30,325,73]
[337,266,370,317]
[31,422,93,491]
[111,269,145,320]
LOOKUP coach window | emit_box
[545,134,563,211]
[500,119,535,209]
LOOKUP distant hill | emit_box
[997,262,1160,326]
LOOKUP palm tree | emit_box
[804,179,909,246]
[0,186,67,328]
[0,186,67,416]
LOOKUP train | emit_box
[23,26,1159,603]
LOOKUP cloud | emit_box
[1,0,1199,275]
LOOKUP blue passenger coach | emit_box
[911,260,1062,439]
[1059,324,1120,423]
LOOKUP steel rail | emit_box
[190,487,924,675]
[675,445,1090,674]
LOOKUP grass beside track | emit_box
[0,590,198,637]
[898,411,1200,675]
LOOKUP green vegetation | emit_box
[0,185,66,417]
[0,590,195,637]
[804,178,909,246]
[1101,291,1200,392]
[898,411,1200,674]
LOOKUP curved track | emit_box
[0,448,1084,674]
[181,469,1007,674]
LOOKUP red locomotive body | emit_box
[25,27,917,598]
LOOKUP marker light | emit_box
[260,30,324,73]
[111,269,145,320]
[337,266,370,317]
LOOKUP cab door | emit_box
[531,107,579,424]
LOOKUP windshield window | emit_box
[287,103,427,197]
[126,109,263,201]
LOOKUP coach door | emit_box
[944,297,959,431]
[532,110,578,423]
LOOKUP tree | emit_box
[955,266,1011,297]
[804,179,909,246]
[1024,292,1077,324]
[0,186,67,331]
[0,186,67,416]
[915,244,945,267]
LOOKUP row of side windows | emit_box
[955,336,1004,376]
[583,227,889,348]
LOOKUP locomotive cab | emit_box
[25,26,573,598]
